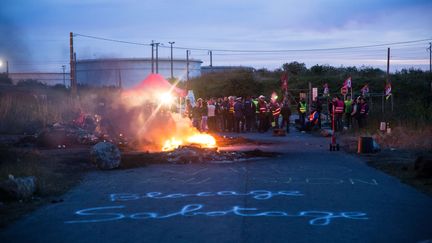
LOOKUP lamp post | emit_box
[155,42,160,73]
[62,65,66,86]
[169,41,175,80]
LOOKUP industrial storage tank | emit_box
[75,58,202,88]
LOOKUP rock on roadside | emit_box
[90,142,121,169]
[0,175,37,200]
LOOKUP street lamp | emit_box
[168,41,175,80]
[0,60,9,76]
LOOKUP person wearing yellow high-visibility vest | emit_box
[344,94,353,129]
[297,98,307,127]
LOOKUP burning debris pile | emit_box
[120,147,279,168]
[166,146,241,164]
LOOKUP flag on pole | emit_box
[323,83,329,96]
[343,77,352,89]
[280,72,288,91]
[385,82,392,100]
[361,84,369,96]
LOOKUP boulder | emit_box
[90,142,121,169]
[0,175,37,200]
[414,154,432,178]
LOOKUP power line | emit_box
[73,33,432,53]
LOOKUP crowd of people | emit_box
[184,96,291,133]
[301,94,370,132]
[183,93,370,134]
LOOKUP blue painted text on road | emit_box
[110,190,304,202]
[64,204,368,226]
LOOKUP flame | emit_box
[162,133,217,151]
[162,137,183,151]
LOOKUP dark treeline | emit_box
[190,62,432,126]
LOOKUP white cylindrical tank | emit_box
[75,58,202,88]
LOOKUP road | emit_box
[1,130,431,243]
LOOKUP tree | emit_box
[282,62,307,75]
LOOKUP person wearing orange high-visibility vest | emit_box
[258,95,268,133]
[270,100,281,129]
[333,95,345,132]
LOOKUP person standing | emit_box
[333,95,345,132]
[312,97,322,128]
[358,97,369,129]
[270,99,281,129]
[200,98,208,132]
[281,99,291,133]
[191,101,201,130]
[344,94,353,129]
[233,97,244,133]
[207,99,216,132]
[184,99,193,119]
[257,95,268,133]
[227,96,235,132]
[244,96,256,132]
[221,97,229,131]
[297,98,307,128]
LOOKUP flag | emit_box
[385,82,392,100]
[361,84,369,96]
[280,72,288,91]
[343,77,352,89]
[323,83,329,96]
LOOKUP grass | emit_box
[0,147,93,227]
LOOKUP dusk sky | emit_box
[1,0,431,72]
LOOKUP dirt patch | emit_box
[0,147,93,228]
[338,128,432,197]
[362,149,432,197]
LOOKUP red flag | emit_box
[281,72,288,91]
[385,82,392,100]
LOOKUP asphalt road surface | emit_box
[1,130,432,243]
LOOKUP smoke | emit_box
[104,84,198,152]
[0,6,31,71]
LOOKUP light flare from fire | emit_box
[120,74,217,152]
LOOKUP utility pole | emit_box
[386,47,393,112]
[386,47,390,84]
[155,42,160,74]
[6,61,9,76]
[62,65,66,86]
[151,40,154,73]
[169,41,175,80]
[118,69,122,88]
[69,32,76,96]
[186,50,190,89]
[428,42,431,91]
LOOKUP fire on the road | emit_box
[162,134,217,151]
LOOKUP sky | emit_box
[0,0,431,72]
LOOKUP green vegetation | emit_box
[190,62,432,127]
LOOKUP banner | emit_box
[323,83,329,96]
[343,77,352,89]
[361,84,369,97]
